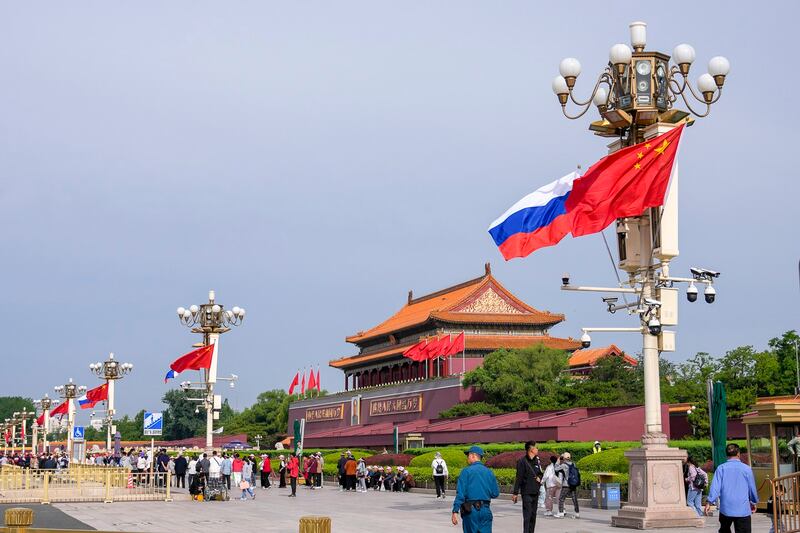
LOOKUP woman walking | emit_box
[542,455,561,516]
[278,455,287,488]
[685,456,707,517]
[240,458,256,500]
[260,454,272,489]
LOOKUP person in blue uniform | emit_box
[452,446,500,533]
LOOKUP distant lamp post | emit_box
[176,290,244,452]
[254,434,263,450]
[33,395,54,453]
[89,353,133,453]
[553,21,729,529]
[54,379,86,460]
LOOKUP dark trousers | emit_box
[279,470,286,487]
[175,474,186,488]
[261,471,271,488]
[222,474,231,490]
[558,486,579,513]
[522,494,538,533]
[290,476,297,496]
[188,474,195,488]
[434,475,446,497]
[718,514,751,533]
[346,474,357,490]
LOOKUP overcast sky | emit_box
[1,2,797,422]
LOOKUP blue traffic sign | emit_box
[72,426,85,440]
[143,412,163,436]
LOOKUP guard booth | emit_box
[742,397,800,509]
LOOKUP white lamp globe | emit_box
[177,307,186,317]
[629,21,647,51]
[189,305,199,314]
[708,56,730,76]
[609,44,632,65]
[697,73,716,93]
[551,75,569,95]
[559,57,581,79]
[211,304,221,313]
[593,86,609,107]
[672,44,696,65]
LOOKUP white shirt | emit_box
[136,456,147,470]
[188,459,197,475]
[209,456,222,476]
[431,458,448,477]
[543,464,561,488]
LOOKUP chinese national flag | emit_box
[315,368,322,392]
[443,332,465,357]
[49,401,68,418]
[307,369,317,391]
[301,371,306,395]
[288,372,300,395]
[566,124,684,236]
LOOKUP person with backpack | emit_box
[432,451,449,499]
[511,441,544,533]
[685,456,707,517]
[554,452,580,519]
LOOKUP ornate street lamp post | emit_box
[254,434,263,450]
[89,353,133,453]
[176,290,244,452]
[551,22,729,529]
[53,379,86,461]
[12,410,34,456]
[33,395,53,453]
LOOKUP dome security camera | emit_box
[686,283,698,303]
[647,317,662,336]
[704,285,716,304]
[580,331,591,349]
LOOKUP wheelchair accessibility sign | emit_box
[144,412,163,436]
[72,426,85,440]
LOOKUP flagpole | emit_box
[462,330,466,375]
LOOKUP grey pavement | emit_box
[52,487,773,532]
[0,503,94,530]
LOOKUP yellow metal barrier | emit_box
[0,467,171,504]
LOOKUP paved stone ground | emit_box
[0,503,94,530]
[52,487,773,532]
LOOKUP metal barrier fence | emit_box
[0,465,171,504]
[772,471,800,533]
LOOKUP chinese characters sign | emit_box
[369,395,423,416]
[306,403,345,423]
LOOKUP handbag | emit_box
[239,480,251,490]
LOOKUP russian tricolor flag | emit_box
[488,171,579,260]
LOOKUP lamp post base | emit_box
[611,433,705,529]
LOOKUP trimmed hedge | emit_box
[363,454,413,467]
[409,450,468,469]
[576,448,629,475]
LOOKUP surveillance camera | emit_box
[562,273,570,286]
[602,297,618,304]
[704,285,716,304]
[580,331,591,349]
[686,283,698,303]
[643,297,662,307]
[690,267,721,280]
[647,317,662,336]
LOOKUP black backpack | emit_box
[435,460,444,475]
[567,463,581,488]
[692,469,707,490]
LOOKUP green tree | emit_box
[769,330,800,395]
[225,389,299,447]
[462,344,570,411]
[0,397,35,423]
[439,401,502,419]
[161,389,205,440]
[568,355,643,407]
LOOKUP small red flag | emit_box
[49,401,69,418]
[443,332,465,357]
[315,367,322,392]
[288,372,300,395]
[36,413,44,427]
[403,340,426,362]
[301,371,306,395]
[423,337,448,360]
[307,368,317,391]
[79,383,109,410]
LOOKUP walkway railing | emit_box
[0,465,171,504]
[772,471,800,533]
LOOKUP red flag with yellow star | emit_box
[566,124,684,237]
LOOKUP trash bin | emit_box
[591,482,621,509]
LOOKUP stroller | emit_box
[205,474,230,501]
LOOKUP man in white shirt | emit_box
[209,450,223,480]
[431,452,449,499]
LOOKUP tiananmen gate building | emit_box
[287,264,663,448]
